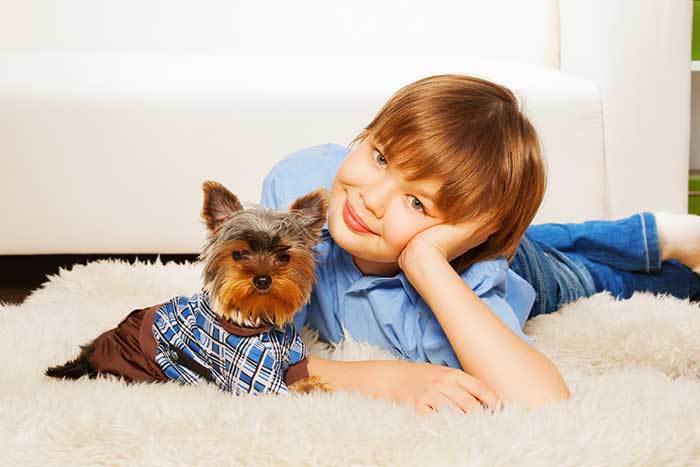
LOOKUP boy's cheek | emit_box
[381,220,416,253]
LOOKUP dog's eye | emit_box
[277,254,290,264]
[232,250,247,261]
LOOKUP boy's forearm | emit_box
[306,355,391,400]
[403,250,570,409]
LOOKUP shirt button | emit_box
[169,350,179,361]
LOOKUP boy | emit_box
[261,74,700,415]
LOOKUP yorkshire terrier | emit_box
[46,181,333,396]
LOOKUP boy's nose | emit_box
[253,275,272,290]
[361,182,393,219]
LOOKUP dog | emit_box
[46,181,333,396]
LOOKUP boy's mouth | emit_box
[343,200,377,235]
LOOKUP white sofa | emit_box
[0,0,692,254]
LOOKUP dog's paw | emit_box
[288,375,334,394]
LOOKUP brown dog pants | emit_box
[88,304,167,383]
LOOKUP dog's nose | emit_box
[253,275,272,290]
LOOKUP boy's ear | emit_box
[289,188,329,236]
[201,180,243,234]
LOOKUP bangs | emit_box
[352,100,512,226]
[348,74,546,272]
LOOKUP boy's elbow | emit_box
[497,366,571,411]
[544,385,571,406]
[561,385,571,401]
[517,381,571,410]
[526,355,572,408]
[533,375,571,408]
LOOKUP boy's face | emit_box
[328,138,445,270]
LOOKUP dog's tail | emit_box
[45,342,99,380]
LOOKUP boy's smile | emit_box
[327,138,445,276]
[342,198,378,235]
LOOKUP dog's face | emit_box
[199,181,328,328]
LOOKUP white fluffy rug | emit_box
[2,258,700,466]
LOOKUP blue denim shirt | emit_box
[259,144,535,370]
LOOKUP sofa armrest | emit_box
[559,0,692,218]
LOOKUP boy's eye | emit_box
[374,151,387,166]
[409,195,426,213]
[277,253,290,264]
[232,250,248,260]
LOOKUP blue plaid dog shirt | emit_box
[151,291,309,395]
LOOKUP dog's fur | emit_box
[46,181,333,394]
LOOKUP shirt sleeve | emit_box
[420,257,533,369]
[283,357,310,387]
[287,327,308,366]
[420,291,533,369]
[461,258,534,346]
[260,143,349,331]
[259,143,348,211]
[478,290,534,346]
[283,327,310,387]
[261,161,311,329]
[260,164,283,210]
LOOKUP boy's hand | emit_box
[398,218,496,271]
[305,357,503,416]
[383,359,504,416]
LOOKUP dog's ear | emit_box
[289,188,329,237]
[201,181,243,234]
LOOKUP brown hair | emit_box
[350,74,547,273]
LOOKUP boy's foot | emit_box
[654,212,700,274]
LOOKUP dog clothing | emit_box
[152,291,308,395]
[88,291,310,395]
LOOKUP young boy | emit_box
[260,74,700,415]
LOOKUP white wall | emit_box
[1,1,560,67]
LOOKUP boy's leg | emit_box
[510,234,598,318]
[570,253,700,303]
[525,212,661,273]
[511,234,700,320]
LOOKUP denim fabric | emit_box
[510,212,700,319]
[510,233,597,318]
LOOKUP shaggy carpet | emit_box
[2,257,700,466]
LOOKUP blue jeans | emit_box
[510,212,700,319]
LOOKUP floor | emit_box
[0,287,33,305]
[0,254,199,306]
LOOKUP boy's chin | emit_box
[336,235,400,264]
[328,220,399,263]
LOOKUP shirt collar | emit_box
[332,235,420,306]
